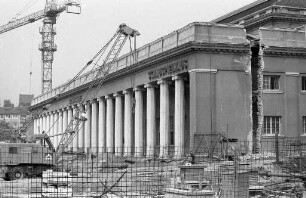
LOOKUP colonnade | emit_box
[33,75,186,158]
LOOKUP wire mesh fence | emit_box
[1,137,306,197]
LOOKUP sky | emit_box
[0,0,255,105]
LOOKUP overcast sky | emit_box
[0,0,255,105]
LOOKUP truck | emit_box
[0,134,55,180]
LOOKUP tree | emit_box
[0,120,17,142]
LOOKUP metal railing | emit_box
[1,138,306,197]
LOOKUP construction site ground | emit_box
[1,150,306,197]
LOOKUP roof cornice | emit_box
[244,13,306,31]
[29,42,250,110]
[212,0,271,23]
[264,46,306,57]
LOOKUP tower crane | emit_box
[0,0,81,94]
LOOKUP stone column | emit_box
[49,112,54,143]
[114,93,123,156]
[42,114,46,133]
[91,100,98,154]
[39,116,43,134]
[78,104,85,150]
[72,105,79,152]
[84,102,91,152]
[98,97,106,153]
[158,79,170,158]
[54,111,59,148]
[106,95,114,153]
[34,118,38,134]
[145,83,156,157]
[134,87,144,157]
[123,90,133,156]
[46,113,50,135]
[173,75,185,158]
[58,110,63,147]
[63,108,68,134]
[67,107,73,150]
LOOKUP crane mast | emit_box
[39,0,57,94]
[40,0,79,94]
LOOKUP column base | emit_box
[134,148,143,158]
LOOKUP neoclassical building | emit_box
[30,0,306,156]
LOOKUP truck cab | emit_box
[0,141,54,180]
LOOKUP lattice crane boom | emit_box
[0,10,45,34]
[55,24,140,162]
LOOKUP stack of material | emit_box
[42,170,73,197]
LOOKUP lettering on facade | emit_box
[148,59,188,81]
[69,95,82,105]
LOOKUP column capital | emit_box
[144,83,157,89]
[113,92,122,98]
[72,105,78,110]
[98,96,105,102]
[157,79,172,85]
[123,89,133,95]
[133,87,145,92]
[90,98,98,103]
[83,101,91,106]
[84,101,91,106]
[105,95,113,100]
[56,109,62,113]
[172,75,184,81]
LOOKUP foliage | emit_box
[0,120,18,142]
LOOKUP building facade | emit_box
[0,95,33,130]
[30,0,306,156]
[213,0,306,141]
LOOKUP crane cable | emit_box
[29,24,34,94]
[43,29,122,139]
[10,0,40,21]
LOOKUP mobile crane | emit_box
[0,23,140,181]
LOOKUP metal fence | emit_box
[1,138,306,197]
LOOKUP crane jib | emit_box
[0,10,45,35]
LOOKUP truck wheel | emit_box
[8,167,25,180]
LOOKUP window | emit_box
[263,116,281,135]
[9,147,18,154]
[303,116,306,134]
[263,76,280,90]
[32,147,38,154]
[302,77,306,91]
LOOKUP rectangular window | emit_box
[302,77,306,91]
[263,76,280,90]
[263,116,281,135]
[9,147,18,154]
[303,116,306,134]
